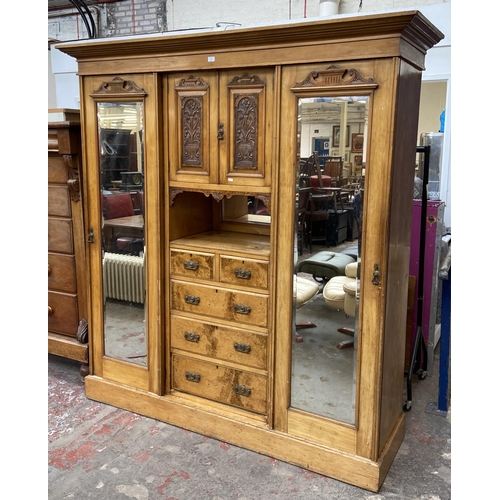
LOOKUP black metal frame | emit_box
[403,145,431,412]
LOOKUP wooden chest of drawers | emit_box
[48,117,88,375]
[169,231,270,414]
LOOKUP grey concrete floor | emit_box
[48,349,451,500]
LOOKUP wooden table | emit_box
[103,215,144,252]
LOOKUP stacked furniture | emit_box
[57,11,443,491]
[48,112,88,376]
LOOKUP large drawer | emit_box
[219,256,269,290]
[170,249,214,280]
[48,253,77,293]
[48,291,79,337]
[171,315,267,369]
[172,354,267,414]
[48,218,74,254]
[171,280,268,327]
[48,185,71,217]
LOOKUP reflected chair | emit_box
[306,190,332,253]
[323,261,358,349]
[294,275,320,342]
[102,192,144,255]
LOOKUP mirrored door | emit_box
[97,101,147,366]
[291,95,368,425]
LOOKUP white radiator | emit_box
[103,252,145,304]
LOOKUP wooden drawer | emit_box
[48,291,79,337]
[170,249,214,280]
[220,256,269,289]
[48,218,74,254]
[171,280,268,327]
[172,354,267,414]
[48,185,71,217]
[48,156,69,183]
[48,254,77,293]
[171,315,267,369]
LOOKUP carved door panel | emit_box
[168,69,273,187]
[168,71,219,184]
[219,69,274,187]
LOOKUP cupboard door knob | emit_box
[48,264,51,275]
[48,306,53,315]
[217,123,224,140]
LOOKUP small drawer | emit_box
[220,256,269,289]
[48,254,77,293]
[48,291,79,337]
[171,281,268,327]
[171,315,267,369]
[172,354,267,414]
[48,185,71,217]
[170,250,214,280]
[48,156,69,183]
[48,218,74,254]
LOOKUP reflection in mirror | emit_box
[221,195,271,225]
[291,95,368,424]
[97,102,147,366]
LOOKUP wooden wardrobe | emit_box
[57,11,443,491]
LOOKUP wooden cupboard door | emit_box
[172,354,268,414]
[219,69,274,187]
[168,71,219,184]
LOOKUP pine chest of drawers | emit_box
[169,231,270,414]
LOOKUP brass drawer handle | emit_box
[234,342,251,354]
[48,306,53,315]
[234,269,251,279]
[184,260,199,271]
[185,372,201,383]
[234,304,251,315]
[185,295,200,305]
[184,332,200,343]
[234,384,251,397]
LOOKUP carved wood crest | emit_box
[292,65,377,92]
[91,77,147,98]
[175,76,210,89]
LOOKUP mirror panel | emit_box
[97,101,147,366]
[291,95,367,424]
[221,195,271,225]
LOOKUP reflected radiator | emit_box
[103,252,145,304]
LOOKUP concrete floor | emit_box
[48,349,451,500]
